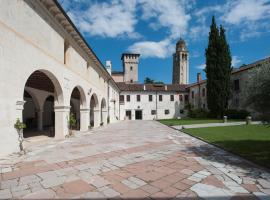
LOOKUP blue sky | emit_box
[59,0,270,84]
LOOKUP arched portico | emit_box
[100,98,107,125]
[22,70,66,139]
[69,86,89,131]
[90,93,100,128]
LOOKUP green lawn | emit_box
[183,125,270,168]
[158,118,242,126]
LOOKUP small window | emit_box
[130,66,133,71]
[159,95,163,101]
[165,110,170,115]
[126,95,130,102]
[184,95,189,102]
[202,88,206,97]
[179,95,183,101]
[130,79,133,83]
[120,95,124,103]
[234,79,240,91]
[137,95,140,102]
[151,110,156,115]
[191,91,194,99]
[170,95,174,101]
[149,95,153,102]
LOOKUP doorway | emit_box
[135,110,142,120]
[126,110,131,120]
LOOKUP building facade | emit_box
[0,0,120,157]
[117,83,188,120]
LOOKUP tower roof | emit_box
[121,53,140,60]
[176,38,187,51]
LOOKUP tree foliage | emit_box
[144,77,164,84]
[205,16,232,118]
[244,62,270,123]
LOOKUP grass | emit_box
[183,124,270,168]
[158,118,243,126]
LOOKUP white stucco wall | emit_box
[0,0,115,157]
[119,91,188,120]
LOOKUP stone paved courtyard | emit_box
[0,121,270,199]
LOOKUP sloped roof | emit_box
[117,82,187,92]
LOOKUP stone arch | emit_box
[22,69,64,138]
[90,93,99,127]
[70,86,87,130]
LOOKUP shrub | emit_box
[224,109,250,119]
[69,113,76,130]
[188,109,209,118]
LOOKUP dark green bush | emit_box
[188,109,209,118]
[224,109,250,119]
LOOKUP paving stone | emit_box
[258,179,270,189]
[82,191,105,198]
[253,192,270,200]
[0,189,12,198]
[89,175,110,188]
[128,176,147,187]
[191,183,234,200]
[102,188,120,197]
[121,179,140,189]
[141,184,160,194]
[0,179,18,189]
[22,189,56,199]
[40,176,66,188]
[19,175,41,185]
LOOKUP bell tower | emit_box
[172,38,189,84]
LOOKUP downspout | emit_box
[156,91,158,119]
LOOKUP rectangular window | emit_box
[130,66,133,71]
[151,110,156,115]
[184,95,189,102]
[126,95,130,102]
[170,95,174,101]
[165,109,170,115]
[159,95,163,101]
[179,95,183,101]
[202,88,206,97]
[191,91,194,99]
[149,95,153,102]
[234,79,240,91]
[120,95,124,103]
[137,95,140,102]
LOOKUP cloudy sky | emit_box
[59,0,270,83]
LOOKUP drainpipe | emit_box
[156,91,158,119]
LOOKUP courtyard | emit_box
[0,121,270,199]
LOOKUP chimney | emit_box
[197,73,202,83]
[105,60,112,75]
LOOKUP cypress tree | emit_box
[218,26,232,116]
[205,16,232,118]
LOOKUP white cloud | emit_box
[139,0,191,39]
[127,39,174,58]
[196,64,206,70]
[223,0,270,25]
[232,56,242,67]
[64,0,139,38]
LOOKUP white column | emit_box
[37,109,43,131]
[80,109,90,131]
[54,106,70,139]
[102,110,108,125]
[94,109,100,128]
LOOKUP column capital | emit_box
[54,106,71,112]
[80,108,90,112]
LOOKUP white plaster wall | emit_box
[119,91,187,120]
